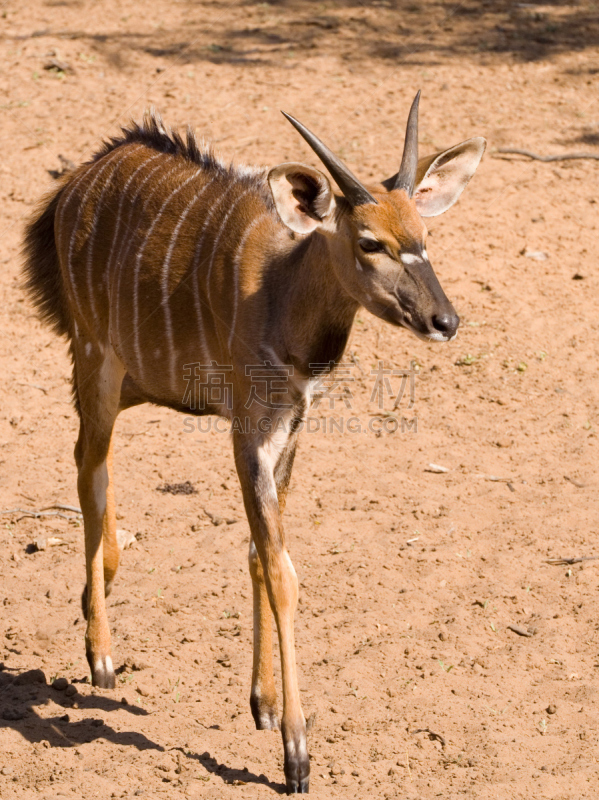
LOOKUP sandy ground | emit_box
[1,0,599,797]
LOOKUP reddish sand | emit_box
[0,1,598,798]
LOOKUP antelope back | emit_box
[54,114,284,411]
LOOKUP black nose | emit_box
[432,312,459,338]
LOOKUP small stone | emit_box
[116,529,136,551]
[438,631,448,641]
[136,683,152,697]
[64,684,77,697]
[546,704,557,715]
[33,538,47,552]
[1,766,13,776]
[52,677,69,691]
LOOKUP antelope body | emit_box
[23,96,485,793]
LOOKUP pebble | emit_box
[52,677,69,691]
[64,684,77,697]
[547,704,557,715]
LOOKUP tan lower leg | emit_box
[102,438,119,597]
[79,458,115,688]
[263,546,309,792]
[249,539,279,729]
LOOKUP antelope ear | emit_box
[268,162,334,234]
[412,137,486,217]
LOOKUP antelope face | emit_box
[273,94,486,344]
[348,193,458,342]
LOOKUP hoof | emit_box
[87,653,116,689]
[286,777,309,794]
[283,724,310,796]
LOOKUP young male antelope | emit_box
[23,93,485,793]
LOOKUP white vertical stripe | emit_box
[62,148,124,319]
[112,159,180,349]
[190,183,231,361]
[106,149,161,284]
[227,213,266,353]
[161,177,214,391]
[205,190,249,309]
[132,169,202,382]
[85,148,144,324]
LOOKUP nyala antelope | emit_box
[23,93,485,793]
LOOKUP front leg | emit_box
[248,431,299,732]
[249,538,280,731]
[235,430,309,794]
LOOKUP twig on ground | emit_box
[0,505,81,521]
[507,624,534,637]
[545,555,599,566]
[411,728,446,748]
[494,147,599,162]
[564,475,584,488]
[203,508,238,526]
[42,503,82,513]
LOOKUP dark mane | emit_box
[92,107,273,204]
[92,108,227,176]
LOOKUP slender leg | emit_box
[102,438,120,599]
[249,433,299,731]
[249,538,280,730]
[80,436,119,617]
[235,431,309,794]
[74,346,125,689]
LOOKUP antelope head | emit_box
[270,93,486,342]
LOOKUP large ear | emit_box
[268,162,334,234]
[411,137,486,217]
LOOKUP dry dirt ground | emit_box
[1,1,599,798]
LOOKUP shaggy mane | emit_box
[92,108,226,174]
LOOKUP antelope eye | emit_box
[358,238,385,254]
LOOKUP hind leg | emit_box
[79,436,120,616]
[74,346,125,688]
